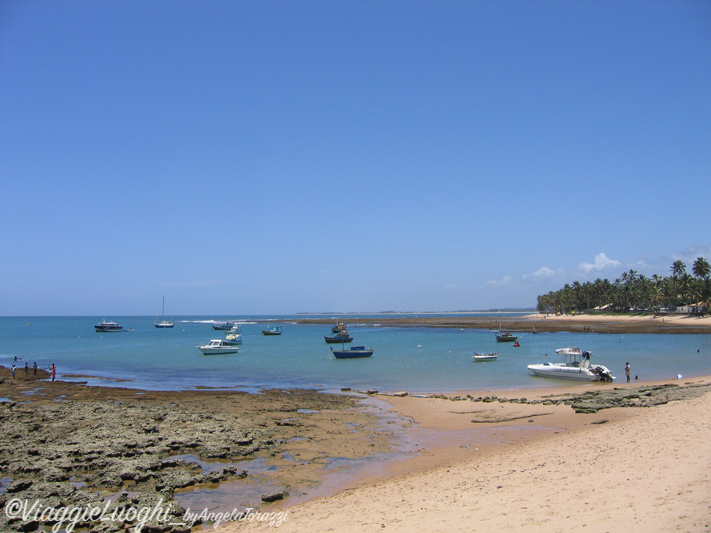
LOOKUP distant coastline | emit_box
[293,312,711,334]
[295,309,536,315]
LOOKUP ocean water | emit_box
[1,315,710,393]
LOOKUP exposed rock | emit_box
[261,490,289,502]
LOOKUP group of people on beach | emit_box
[10,357,55,382]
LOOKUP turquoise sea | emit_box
[2,314,710,393]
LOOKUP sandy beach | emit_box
[218,377,711,533]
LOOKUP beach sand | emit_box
[220,377,711,533]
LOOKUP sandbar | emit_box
[294,313,711,334]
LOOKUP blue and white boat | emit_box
[331,345,373,359]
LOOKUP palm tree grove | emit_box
[537,257,711,316]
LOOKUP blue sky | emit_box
[1,1,709,316]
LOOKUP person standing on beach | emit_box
[11,365,16,379]
[24,362,29,377]
[50,364,56,382]
[625,362,631,383]
[33,362,37,376]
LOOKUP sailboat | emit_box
[154,296,175,328]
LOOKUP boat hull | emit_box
[331,346,373,359]
[496,335,518,342]
[199,347,240,355]
[473,355,498,362]
[527,364,614,381]
[154,322,174,329]
[325,336,353,343]
[95,323,123,332]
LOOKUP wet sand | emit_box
[221,376,711,532]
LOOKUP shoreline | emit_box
[220,376,711,532]
[3,364,710,531]
[293,312,711,334]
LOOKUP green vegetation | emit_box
[537,257,711,315]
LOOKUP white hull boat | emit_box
[197,339,240,355]
[473,353,499,362]
[528,350,614,382]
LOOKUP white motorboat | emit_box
[528,350,614,382]
[95,321,124,332]
[197,339,240,355]
[473,353,499,362]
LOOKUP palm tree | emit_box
[692,257,710,280]
[670,260,687,306]
[671,260,687,278]
[692,257,710,312]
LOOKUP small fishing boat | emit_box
[197,339,240,355]
[495,331,518,342]
[325,330,353,343]
[262,326,282,336]
[331,345,373,359]
[212,321,235,330]
[331,321,347,334]
[95,321,124,332]
[473,352,499,362]
[527,350,614,381]
[224,331,242,345]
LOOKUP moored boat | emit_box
[331,345,373,359]
[473,352,499,362]
[331,321,347,334]
[262,326,282,336]
[197,339,240,355]
[325,330,353,343]
[495,331,518,342]
[224,332,242,345]
[95,321,124,332]
[154,296,175,328]
[212,321,235,330]
[527,350,614,382]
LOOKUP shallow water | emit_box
[1,315,710,393]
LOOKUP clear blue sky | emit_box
[1,0,709,316]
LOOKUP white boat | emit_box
[95,321,123,332]
[197,339,240,355]
[224,331,242,345]
[528,350,614,382]
[473,352,499,362]
[154,296,175,328]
